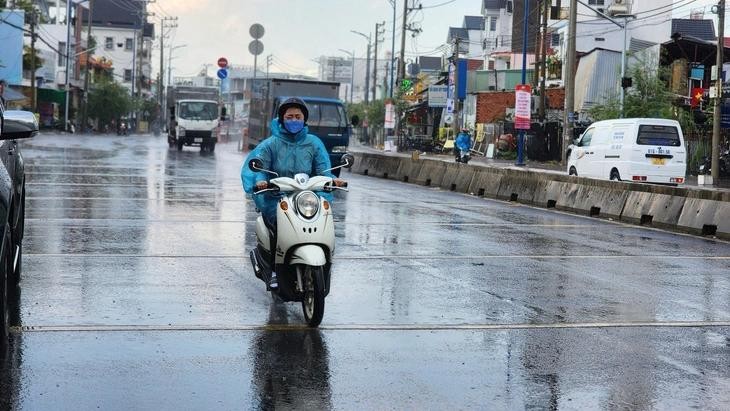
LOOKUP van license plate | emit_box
[650,157,666,165]
[194,138,203,143]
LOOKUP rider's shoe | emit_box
[269,272,279,289]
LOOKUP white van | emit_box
[567,118,686,185]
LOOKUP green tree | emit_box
[22,45,44,69]
[87,78,133,128]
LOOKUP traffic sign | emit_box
[217,57,228,68]
[249,40,264,56]
[443,113,454,125]
[217,68,228,79]
[249,23,265,39]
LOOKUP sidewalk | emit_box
[348,139,730,191]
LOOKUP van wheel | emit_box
[569,166,577,176]
[610,169,621,181]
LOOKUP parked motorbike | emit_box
[248,154,354,327]
[698,149,730,177]
[117,121,128,136]
[455,148,471,164]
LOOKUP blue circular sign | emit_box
[217,68,228,79]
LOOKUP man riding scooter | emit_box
[241,97,346,289]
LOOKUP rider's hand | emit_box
[255,181,268,190]
[333,178,347,187]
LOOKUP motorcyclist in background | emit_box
[241,97,346,288]
[455,128,472,162]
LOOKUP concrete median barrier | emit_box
[496,171,540,203]
[468,169,503,198]
[621,191,686,229]
[350,152,730,239]
[414,160,448,186]
[439,163,476,193]
[395,159,424,183]
[677,198,730,239]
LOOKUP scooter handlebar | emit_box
[253,182,279,194]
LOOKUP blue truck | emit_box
[246,78,350,175]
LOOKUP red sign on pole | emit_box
[217,57,228,68]
[515,84,532,130]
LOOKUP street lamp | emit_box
[350,30,371,104]
[167,44,187,86]
[338,49,355,103]
[615,14,636,118]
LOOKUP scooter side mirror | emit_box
[249,158,264,172]
[341,154,354,169]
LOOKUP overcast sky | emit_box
[151,0,723,80]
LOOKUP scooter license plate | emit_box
[650,157,666,166]
[194,138,203,143]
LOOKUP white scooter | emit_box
[248,154,353,327]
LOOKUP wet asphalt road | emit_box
[1,133,729,410]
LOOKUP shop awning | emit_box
[37,88,66,105]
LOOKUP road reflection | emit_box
[0,334,22,409]
[249,303,332,410]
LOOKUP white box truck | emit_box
[166,86,223,152]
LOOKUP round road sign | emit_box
[249,23,265,39]
[248,39,264,56]
[217,68,228,79]
[217,57,228,68]
[443,113,454,125]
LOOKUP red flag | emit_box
[691,88,705,108]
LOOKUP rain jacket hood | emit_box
[241,119,335,222]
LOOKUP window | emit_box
[58,42,66,66]
[594,37,605,42]
[551,33,560,47]
[105,37,113,50]
[178,102,218,121]
[124,69,132,82]
[588,0,604,4]
[305,102,347,128]
[636,125,681,147]
[580,129,594,146]
[125,38,133,50]
[489,17,497,32]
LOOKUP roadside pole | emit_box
[712,0,725,183]
[516,0,531,166]
[562,0,577,166]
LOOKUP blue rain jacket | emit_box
[455,132,472,151]
[241,119,335,222]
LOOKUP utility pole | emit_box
[64,1,72,132]
[539,0,549,121]
[159,18,171,110]
[398,0,408,83]
[30,9,37,113]
[82,0,93,132]
[452,37,461,135]
[364,42,371,104]
[374,21,384,102]
[712,0,725,183]
[562,0,577,165]
[533,0,542,90]
[389,0,395,98]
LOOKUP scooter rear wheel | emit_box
[299,265,325,327]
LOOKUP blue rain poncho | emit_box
[241,119,335,223]
[455,132,472,151]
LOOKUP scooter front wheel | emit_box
[299,265,325,327]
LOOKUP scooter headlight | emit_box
[295,191,319,219]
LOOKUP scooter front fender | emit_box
[289,245,327,266]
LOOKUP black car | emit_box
[0,110,36,341]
